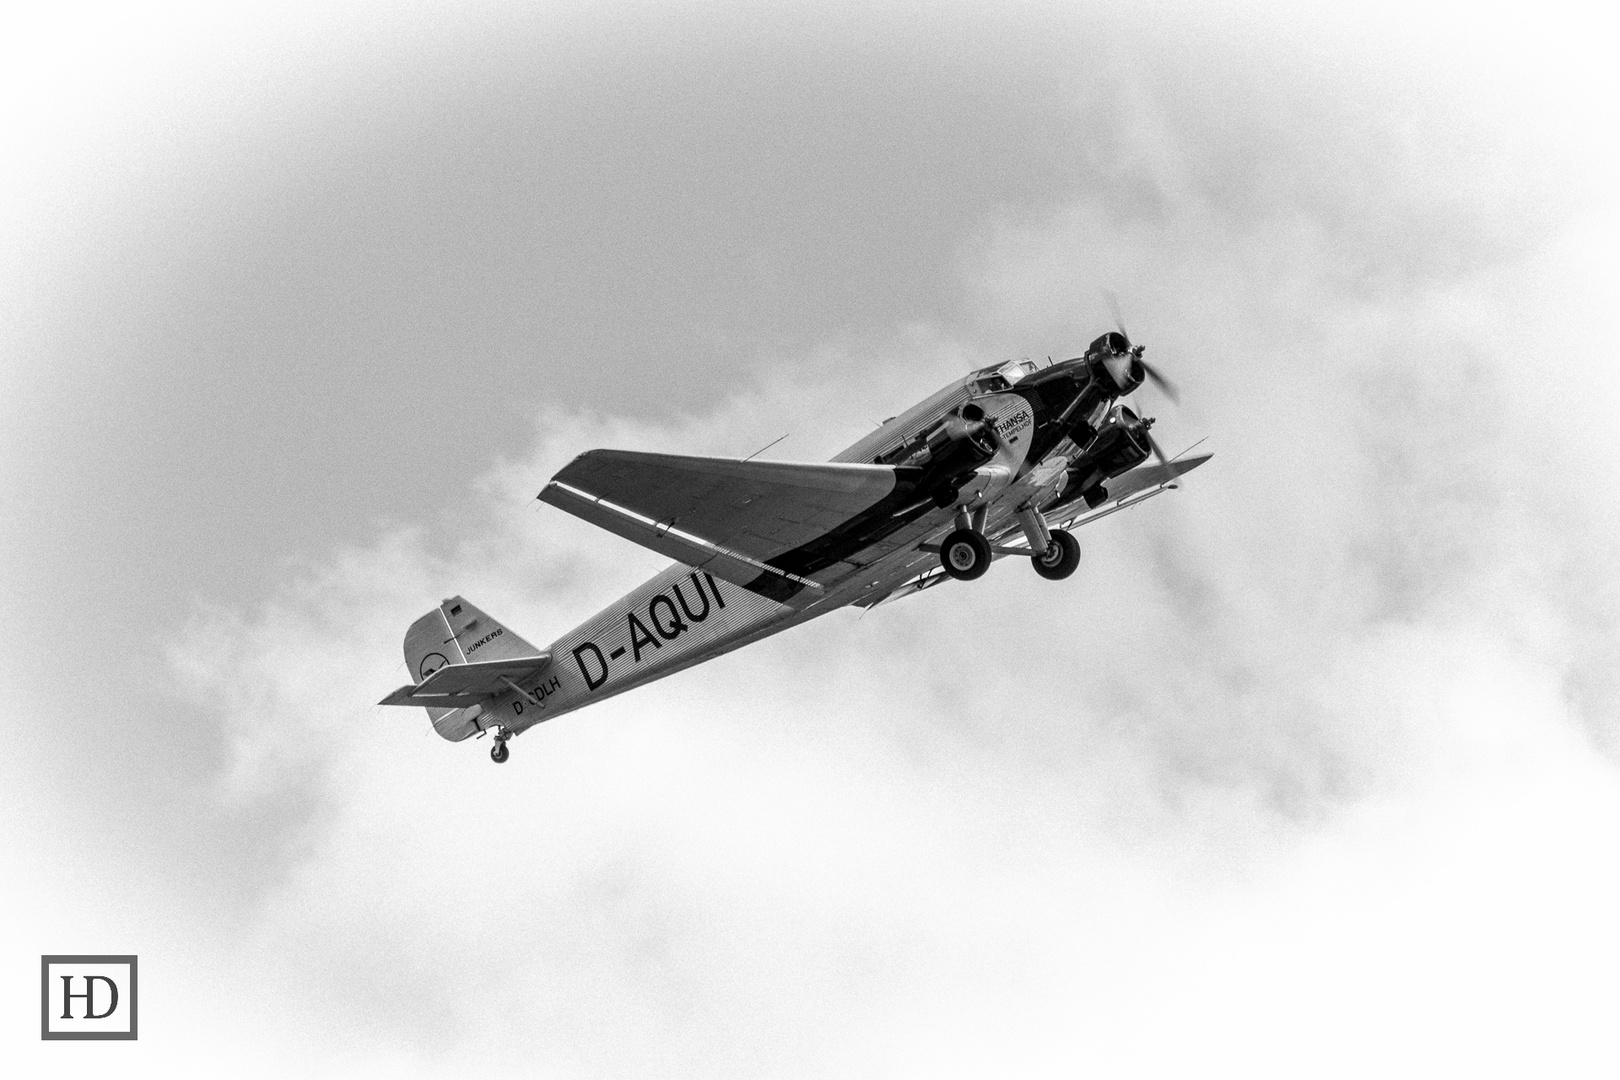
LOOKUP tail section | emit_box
[397,596,543,741]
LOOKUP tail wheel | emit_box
[491,739,510,764]
[940,528,992,581]
[1031,529,1081,580]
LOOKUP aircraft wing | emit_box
[539,450,909,598]
[1091,452,1213,506]
[855,451,1213,610]
[378,654,553,709]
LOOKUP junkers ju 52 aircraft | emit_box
[381,324,1210,762]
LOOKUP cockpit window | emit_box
[970,359,1038,394]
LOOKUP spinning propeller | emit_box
[1102,288,1180,406]
[1100,289,1181,476]
[1132,410,1177,478]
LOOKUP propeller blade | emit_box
[1101,292,1181,406]
[1144,428,1180,487]
[1101,287,1129,341]
[1139,359,1181,406]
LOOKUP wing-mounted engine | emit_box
[1058,403,1155,509]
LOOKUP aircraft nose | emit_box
[1103,353,1137,390]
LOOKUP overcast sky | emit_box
[5,1,1620,1075]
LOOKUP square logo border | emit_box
[41,954,138,1041]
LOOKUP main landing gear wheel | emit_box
[490,738,510,764]
[1031,529,1081,580]
[940,528,992,581]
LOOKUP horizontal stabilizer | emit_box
[379,654,553,709]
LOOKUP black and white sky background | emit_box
[5,1,1620,1074]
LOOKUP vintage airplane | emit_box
[381,325,1210,762]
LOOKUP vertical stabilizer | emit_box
[434,596,542,664]
[400,597,542,741]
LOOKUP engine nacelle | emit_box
[1085,331,1145,396]
[1085,331,1131,360]
[1057,404,1153,507]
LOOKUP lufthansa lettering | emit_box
[995,408,1032,441]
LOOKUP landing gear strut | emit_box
[1031,529,1081,580]
[490,731,511,764]
[1015,506,1081,581]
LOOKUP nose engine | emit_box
[1086,331,1145,395]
